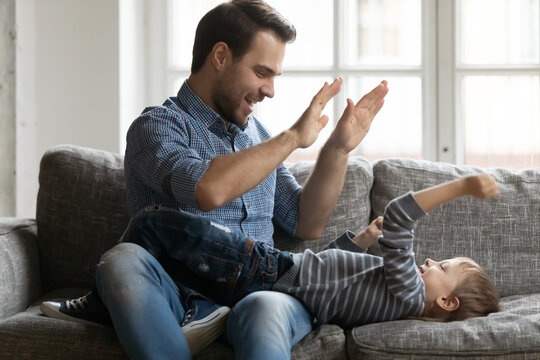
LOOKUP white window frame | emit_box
[145,0,540,165]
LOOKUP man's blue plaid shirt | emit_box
[124,81,302,244]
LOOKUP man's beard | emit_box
[212,88,248,127]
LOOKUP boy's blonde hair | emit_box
[423,257,500,322]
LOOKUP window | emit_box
[456,0,540,168]
[152,0,540,168]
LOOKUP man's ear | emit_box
[435,296,460,312]
[211,42,231,70]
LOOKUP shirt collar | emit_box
[176,80,251,133]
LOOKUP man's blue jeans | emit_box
[95,207,312,359]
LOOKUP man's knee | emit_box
[227,291,313,355]
[95,243,149,289]
[228,291,309,329]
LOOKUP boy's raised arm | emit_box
[412,174,499,214]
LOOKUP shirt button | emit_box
[247,203,251,209]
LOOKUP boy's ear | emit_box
[436,296,460,312]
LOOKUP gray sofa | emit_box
[1,144,539,359]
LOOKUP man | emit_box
[41,1,388,359]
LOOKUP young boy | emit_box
[42,174,500,332]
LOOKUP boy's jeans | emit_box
[95,206,311,359]
[122,206,295,305]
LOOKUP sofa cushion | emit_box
[196,323,347,360]
[370,158,540,298]
[0,288,127,359]
[0,288,346,360]
[36,145,130,292]
[274,156,373,253]
[347,293,540,359]
[0,219,40,320]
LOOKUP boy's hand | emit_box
[352,216,383,249]
[465,174,499,199]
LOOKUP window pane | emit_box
[459,0,540,65]
[169,0,223,69]
[462,75,540,168]
[254,77,334,162]
[347,77,422,160]
[266,0,333,68]
[343,0,421,66]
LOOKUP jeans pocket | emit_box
[189,254,243,304]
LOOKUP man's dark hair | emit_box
[191,0,296,73]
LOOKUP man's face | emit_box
[213,31,286,127]
[418,258,463,304]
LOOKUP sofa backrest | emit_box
[371,158,540,298]
[274,157,373,253]
[37,145,130,292]
[36,145,374,291]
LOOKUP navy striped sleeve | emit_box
[379,193,426,302]
[322,231,367,253]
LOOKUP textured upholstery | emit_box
[0,289,127,360]
[348,294,540,359]
[370,158,540,297]
[359,158,540,358]
[0,218,40,321]
[1,147,539,359]
[2,145,368,359]
[274,156,373,253]
[36,145,130,293]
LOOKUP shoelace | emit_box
[181,309,193,326]
[64,295,89,311]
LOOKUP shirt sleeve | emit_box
[322,231,367,253]
[272,163,302,237]
[378,192,426,302]
[125,107,210,208]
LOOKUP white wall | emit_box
[13,0,146,218]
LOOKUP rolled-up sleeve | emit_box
[126,108,210,208]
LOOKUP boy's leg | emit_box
[122,207,294,305]
[227,291,313,360]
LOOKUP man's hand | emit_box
[289,77,343,149]
[352,216,383,249]
[327,80,389,155]
[464,174,499,199]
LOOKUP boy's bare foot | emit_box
[352,216,383,249]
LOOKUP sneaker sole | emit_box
[183,306,230,355]
[40,301,106,328]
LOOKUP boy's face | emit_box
[213,30,285,127]
[418,258,463,304]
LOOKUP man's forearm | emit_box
[196,130,298,212]
[296,144,349,240]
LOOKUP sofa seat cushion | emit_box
[196,323,347,360]
[1,288,347,359]
[0,288,127,359]
[347,293,540,359]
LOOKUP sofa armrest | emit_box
[0,218,41,321]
